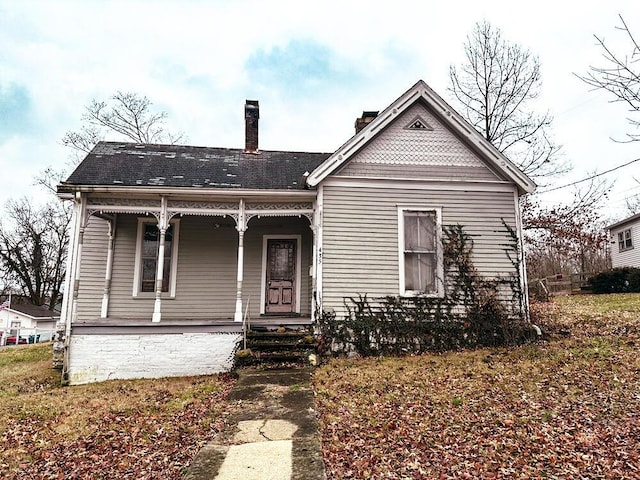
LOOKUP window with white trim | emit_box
[133,219,180,297]
[618,228,633,252]
[399,208,443,296]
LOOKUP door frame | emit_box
[260,234,302,315]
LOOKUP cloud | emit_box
[0,82,34,141]
[245,39,364,97]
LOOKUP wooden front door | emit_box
[266,239,296,314]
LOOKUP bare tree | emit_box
[578,15,640,142]
[522,179,611,277]
[36,91,184,194]
[63,91,185,154]
[450,21,612,277]
[449,20,568,183]
[0,199,72,309]
[625,194,640,215]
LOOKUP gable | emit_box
[335,102,504,182]
[307,80,535,195]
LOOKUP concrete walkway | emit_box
[183,368,326,480]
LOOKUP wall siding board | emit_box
[321,184,519,314]
[76,216,109,319]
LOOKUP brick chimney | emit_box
[355,111,379,133]
[245,100,259,153]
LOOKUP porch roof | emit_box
[60,142,331,192]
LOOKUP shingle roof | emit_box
[61,142,332,191]
[6,302,60,318]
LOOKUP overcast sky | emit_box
[1,0,639,221]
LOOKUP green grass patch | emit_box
[0,342,54,366]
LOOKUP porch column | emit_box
[234,199,247,322]
[152,197,169,323]
[69,194,89,339]
[100,216,116,318]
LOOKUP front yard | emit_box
[0,294,638,479]
[313,294,640,479]
[0,344,235,479]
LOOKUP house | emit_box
[1,297,59,345]
[607,213,640,268]
[56,80,535,385]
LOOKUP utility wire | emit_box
[540,157,640,193]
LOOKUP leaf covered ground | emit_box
[314,294,640,479]
[0,343,235,479]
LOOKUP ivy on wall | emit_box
[315,223,536,357]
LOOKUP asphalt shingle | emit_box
[61,142,332,191]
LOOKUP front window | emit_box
[141,224,174,292]
[399,208,443,296]
[618,228,633,252]
[133,219,180,297]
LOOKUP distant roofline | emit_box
[89,140,332,156]
[606,212,640,230]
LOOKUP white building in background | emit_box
[608,213,640,268]
[0,298,59,345]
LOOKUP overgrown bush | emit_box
[315,294,536,357]
[589,267,640,294]
[629,269,640,292]
[315,223,537,357]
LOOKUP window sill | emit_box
[400,291,444,298]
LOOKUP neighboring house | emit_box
[607,213,640,268]
[56,80,535,384]
[0,298,59,345]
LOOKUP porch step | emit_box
[235,327,318,368]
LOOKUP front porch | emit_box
[64,193,318,329]
[59,192,320,384]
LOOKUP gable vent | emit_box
[405,115,433,131]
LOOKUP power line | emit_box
[540,157,640,193]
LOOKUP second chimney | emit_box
[245,100,259,153]
[355,111,379,133]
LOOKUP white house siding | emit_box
[75,213,312,322]
[320,180,519,315]
[610,219,640,268]
[66,332,240,385]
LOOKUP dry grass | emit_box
[314,293,640,479]
[0,343,235,479]
[2,294,639,479]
